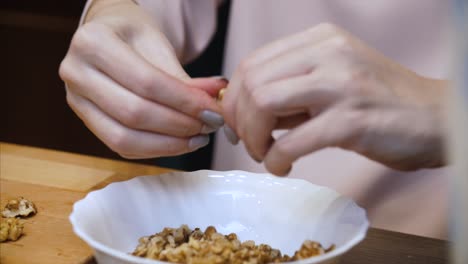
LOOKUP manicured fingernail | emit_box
[223,125,239,145]
[211,75,229,83]
[189,135,210,150]
[200,110,224,128]
[201,125,218,134]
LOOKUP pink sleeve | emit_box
[79,0,218,63]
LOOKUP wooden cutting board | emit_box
[0,143,172,264]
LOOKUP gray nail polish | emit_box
[201,125,218,134]
[189,135,210,150]
[211,75,229,82]
[200,110,224,128]
[223,125,239,145]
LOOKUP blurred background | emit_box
[0,0,230,170]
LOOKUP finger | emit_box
[237,89,276,161]
[276,114,310,129]
[221,70,246,130]
[74,28,222,121]
[66,65,209,137]
[130,26,190,80]
[238,73,341,160]
[131,26,229,98]
[242,37,342,95]
[233,63,259,142]
[233,38,344,153]
[66,92,210,158]
[221,24,334,129]
[264,102,365,176]
[252,73,343,116]
[239,23,338,69]
[187,77,228,97]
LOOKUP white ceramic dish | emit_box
[70,170,368,264]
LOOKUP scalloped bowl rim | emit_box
[69,170,369,264]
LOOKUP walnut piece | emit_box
[0,218,24,242]
[132,225,333,264]
[2,197,37,218]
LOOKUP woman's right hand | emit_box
[59,0,226,159]
[222,23,446,175]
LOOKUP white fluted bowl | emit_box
[70,170,368,264]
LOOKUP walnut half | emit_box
[2,197,37,218]
[0,218,24,242]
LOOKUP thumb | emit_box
[130,23,191,80]
[130,23,228,96]
[264,101,364,176]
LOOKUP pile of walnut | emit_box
[132,225,334,264]
[0,197,37,242]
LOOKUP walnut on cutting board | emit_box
[1,197,37,243]
[2,197,37,218]
[0,218,24,242]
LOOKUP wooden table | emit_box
[0,143,448,264]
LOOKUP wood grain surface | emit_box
[0,142,171,264]
[0,143,448,264]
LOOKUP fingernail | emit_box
[200,110,224,128]
[223,125,239,145]
[201,125,218,134]
[211,75,229,83]
[189,135,210,150]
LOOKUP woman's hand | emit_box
[222,23,446,175]
[59,0,226,159]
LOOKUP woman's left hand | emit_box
[221,23,447,176]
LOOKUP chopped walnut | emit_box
[293,240,335,260]
[132,225,332,263]
[2,197,37,218]
[0,218,24,242]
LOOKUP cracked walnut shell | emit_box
[2,197,37,218]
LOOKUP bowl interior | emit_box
[70,170,368,261]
